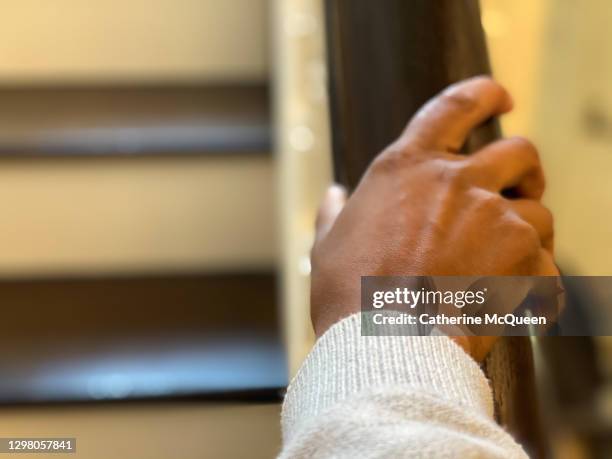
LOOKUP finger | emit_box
[529,260,562,327]
[468,137,546,199]
[509,199,554,252]
[536,249,560,277]
[401,76,513,153]
[315,184,347,241]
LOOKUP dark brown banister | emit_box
[323,1,546,456]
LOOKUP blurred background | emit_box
[0,0,609,458]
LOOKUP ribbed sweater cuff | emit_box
[281,313,494,441]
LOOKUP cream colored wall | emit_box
[533,0,612,276]
[482,7,612,454]
[483,0,612,275]
[0,0,268,84]
[481,0,549,136]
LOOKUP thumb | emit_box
[315,184,347,241]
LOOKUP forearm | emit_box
[279,314,527,458]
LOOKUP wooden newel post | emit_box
[323,0,546,456]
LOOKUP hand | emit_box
[310,76,558,361]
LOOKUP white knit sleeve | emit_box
[279,313,528,458]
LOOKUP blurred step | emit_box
[0,401,281,459]
[0,0,268,84]
[0,84,270,156]
[0,272,286,404]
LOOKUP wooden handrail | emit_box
[323,1,546,456]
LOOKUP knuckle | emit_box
[443,76,505,108]
[510,217,541,249]
[534,171,547,197]
[470,75,498,88]
[510,136,540,163]
[540,204,554,224]
[475,190,506,214]
[370,149,403,175]
[437,159,471,190]
[541,205,555,237]
[439,90,478,113]
[370,144,421,175]
[480,78,506,100]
